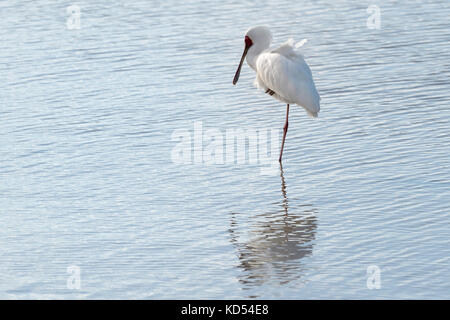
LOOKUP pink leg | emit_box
[279,104,290,162]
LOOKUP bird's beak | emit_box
[233,43,250,85]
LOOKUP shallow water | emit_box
[1,0,449,299]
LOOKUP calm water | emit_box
[1,0,449,299]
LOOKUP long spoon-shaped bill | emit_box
[232,44,249,85]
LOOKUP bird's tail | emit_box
[306,110,319,118]
[303,100,320,118]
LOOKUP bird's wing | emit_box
[271,39,309,68]
[255,44,320,117]
[295,38,308,49]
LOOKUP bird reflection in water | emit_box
[229,164,317,288]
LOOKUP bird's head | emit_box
[245,26,272,50]
[233,26,272,85]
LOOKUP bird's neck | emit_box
[246,43,269,71]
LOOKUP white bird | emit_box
[233,26,320,162]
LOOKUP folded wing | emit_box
[255,39,320,117]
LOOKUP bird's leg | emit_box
[279,104,290,162]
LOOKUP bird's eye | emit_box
[244,36,253,47]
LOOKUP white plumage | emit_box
[232,26,321,161]
[235,26,320,117]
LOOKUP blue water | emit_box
[1,0,449,299]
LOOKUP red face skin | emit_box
[244,35,253,48]
[233,36,253,85]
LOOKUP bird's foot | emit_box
[265,88,275,96]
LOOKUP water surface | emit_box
[1,0,449,299]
